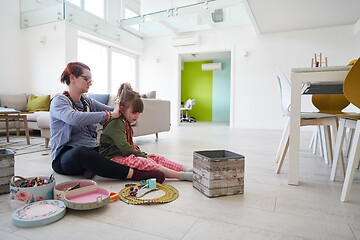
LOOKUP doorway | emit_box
[179,51,232,124]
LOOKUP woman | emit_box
[50,62,164,183]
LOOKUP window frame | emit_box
[110,47,138,94]
[77,36,138,94]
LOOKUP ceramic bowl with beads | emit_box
[9,176,56,209]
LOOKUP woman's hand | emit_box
[111,101,121,119]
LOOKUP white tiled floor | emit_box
[1,122,360,240]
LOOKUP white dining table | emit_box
[288,65,352,185]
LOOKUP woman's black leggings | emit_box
[52,146,130,179]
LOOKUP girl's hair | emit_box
[118,83,144,113]
[60,62,91,85]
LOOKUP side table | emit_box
[0,108,30,145]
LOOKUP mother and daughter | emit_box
[50,62,192,183]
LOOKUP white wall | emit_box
[139,24,360,130]
[0,0,27,94]
[21,22,67,95]
[1,0,143,96]
[2,0,359,130]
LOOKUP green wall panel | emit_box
[181,61,213,121]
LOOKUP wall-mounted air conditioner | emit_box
[172,35,200,47]
[201,62,222,71]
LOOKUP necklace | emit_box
[63,91,95,138]
[63,91,90,112]
[121,115,140,151]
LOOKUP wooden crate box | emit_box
[193,150,244,198]
[0,149,14,194]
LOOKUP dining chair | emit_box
[330,58,360,202]
[309,125,330,157]
[309,94,350,163]
[275,70,340,173]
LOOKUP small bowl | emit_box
[9,176,56,209]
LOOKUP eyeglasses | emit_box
[79,75,93,83]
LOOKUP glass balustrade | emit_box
[20,0,248,40]
[65,3,121,40]
[20,0,64,28]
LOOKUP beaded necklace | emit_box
[63,91,90,112]
[63,91,96,138]
[121,115,140,151]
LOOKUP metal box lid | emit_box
[12,200,66,228]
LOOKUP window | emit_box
[77,38,108,93]
[67,0,80,7]
[111,50,137,94]
[84,0,104,18]
[77,37,137,94]
[124,7,139,31]
[67,0,105,18]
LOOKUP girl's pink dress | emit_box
[111,154,183,171]
[109,117,183,171]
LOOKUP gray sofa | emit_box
[1,93,171,148]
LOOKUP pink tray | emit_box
[66,188,109,203]
[54,180,97,200]
[63,185,110,210]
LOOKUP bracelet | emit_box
[105,111,110,123]
[109,111,112,121]
[109,192,119,202]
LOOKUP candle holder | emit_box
[312,53,328,67]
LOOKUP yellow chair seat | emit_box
[312,94,350,114]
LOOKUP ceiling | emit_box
[122,0,251,38]
[243,0,360,34]
[178,0,360,62]
[122,0,360,38]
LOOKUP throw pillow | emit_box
[87,94,110,105]
[26,94,51,111]
[0,93,28,111]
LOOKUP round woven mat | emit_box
[119,183,179,205]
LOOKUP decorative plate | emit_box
[12,200,66,228]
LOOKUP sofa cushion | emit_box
[107,95,117,107]
[87,94,110,104]
[37,114,50,129]
[0,93,27,111]
[26,94,51,111]
[132,99,170,137]
[25,111,49,121]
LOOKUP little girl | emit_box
[99,83,193,181]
